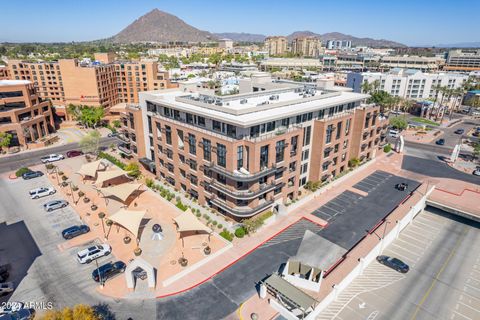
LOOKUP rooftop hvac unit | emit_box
[240,99,248,104]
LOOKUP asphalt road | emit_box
[0,137,119,174]
[332,207,480,320]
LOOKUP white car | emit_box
[41,154,64,163]
[76,244,111,264]
[0,282,14,294]
[29,186,56,199]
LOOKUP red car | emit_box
[66,150,83,158]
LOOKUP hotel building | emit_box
[291,37,322,57]
[0,80,55,148]
[264,36,288,56]
[444,50,480,71]
[121,79,387,220]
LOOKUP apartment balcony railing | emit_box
[207,162,277,182]
[210,181,278,200]
[118,143,132,155]
[211,197,274,218]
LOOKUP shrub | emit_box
[45,163,54,170]
[15,167,30,177]
[235,227,246,238]
[145,178,154,188]
[175,201,188,211]
[125,162,141,178]
[217,224,223,229]
[220,230,234,242]
[98,151,126,169]
[176,196,181,202]
[212,220,218,226]
[383,144,392,153]
[305,180,321,192]
[196,213,201,217]
[348,158,361,168]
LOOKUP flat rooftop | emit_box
[0,80,31,86]
[142,85,369,127]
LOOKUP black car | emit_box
[435,138,445,145]
[395,183,408,191]
[61,225,90,240]
[377,255,409,273]
[21,171,43,180]
[454,128,465,134]
[92,261,126,283]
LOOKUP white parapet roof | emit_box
[0,79,31,86]
[141,85,369,127]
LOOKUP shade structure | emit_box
[174,208,212,234]
[109,208,146,239]
[95,168,127,186]
[76,159,105,178]
[100,183,143,202]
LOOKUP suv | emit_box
[61,225,90,239]
[43,200,68,212]
[77,244,111,264]
[21,171,43,180]
[29,187,56,199]
[92,261,126,282]
[454,128,465,134]
[377,255,409,273]
[40,154,64,163]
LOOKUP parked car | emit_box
[92,261,126,282]
[43,200,68,212]
[395,183,409,191]
[473,169,480,176]
[21,171,43,180]
[376,255,409,273]
[107,132,118,138]
[454,128,465,134]
[40,154,64,163]
[61,225,90,240]
[66,150,83,158]
[435,138,445,145]
[0,302,24,315]
[388,129,400,138]
[0,282,14,295]
[76,244,111,264]
[29,186,56,199]
[0,308,35,320]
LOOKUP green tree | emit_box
[78,106,104,128]
[39,304,100,320]
[79,130,101,155]
[368,91,394,111]
[112,119,121,128]
[125,162,141,178]
[473,143,480,161]
[389,116,408,130]
[0,132,12,151]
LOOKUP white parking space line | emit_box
[408,224,439,236]
[383,249,417,265]
[399,232,432,246]
[458,301,480,314]
[451,310,473,320]
[402,228,435,242]
[464,284,480,293]
[390,243,423,258]
[413,219,442,231]
[395,238,427,251]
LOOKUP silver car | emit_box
[43,200,68,212]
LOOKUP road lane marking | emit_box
[458,301,480,313]
[410,227,468,320]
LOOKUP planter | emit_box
[178,257,188,267]
[123,236,132,244]
[58,171,64,176]
[134,247,142,256]
[90,204,98,211]
[98,212,106,219]
[105,219,113,226]
[78,191,85,198]
[72,186,79,192]
[61,181,68,187]
[61,176,68,182]
[83,197,90,203]
[203,246,211,255]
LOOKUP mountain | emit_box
[286,31,406,48]
[110,9,216,43]
[214,32,266,43]
[433,42,480,48]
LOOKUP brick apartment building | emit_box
[0,80,55,148]
[119,79,388,220]
[6,53,175,117]
[0,66,10,80]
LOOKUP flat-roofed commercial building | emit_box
[379,56,443,72]
[347,68,467,99]
[0,80,55,148]
[292,37,322,57]
[121,79,387,219]
[445,50,480,71]
[265,36,288,56]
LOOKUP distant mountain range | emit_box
[107,9,406,48]
[433,42,480,48]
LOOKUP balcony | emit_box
[210,181,278,200]
[211,197,274,218]
[207,162,277,182]
[118,143,132,155]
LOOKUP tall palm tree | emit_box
[402,99,415,114]
[361,81,373,94]
[430,84,442,119]
[372,79,381,93]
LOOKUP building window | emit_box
[190,175,198,186]
[318,109,325,119]
[326,124,333,144]
[237,146,243,170]
[217,143,226,168]
[188,133,196,155]
[345,119,351,135]
[290,136,298,155]
[289,161,297,172]
[198,116,206,127]
[302,149,309,161]
[336,121,342,139]
[300,163,308,174]
[303,126,311,146]
[322,162,329,171]
[275,170,283,180]
[203,138,211,161]
[186,113,194,124]
[213,120,222,132]
[275,140,285,163]
[364,113,371,128]
[165,125,172,145]
[260,145,269,169]
[189,159,197,171]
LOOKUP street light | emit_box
[68,181,76,204]
[98,212,106,239]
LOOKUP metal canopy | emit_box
[263,274,317,311]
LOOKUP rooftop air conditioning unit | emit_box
[240,99,248,104]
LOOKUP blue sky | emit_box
[1,0,478,46]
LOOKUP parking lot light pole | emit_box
[68,181,76,203]
[380,219,391,253]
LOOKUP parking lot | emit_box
[0,174,144,314]
[312,170,420,250]
[318,207,480,320]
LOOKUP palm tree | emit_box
[372,80,381,93]
[402,99,415,114]
[361,81,373,94]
